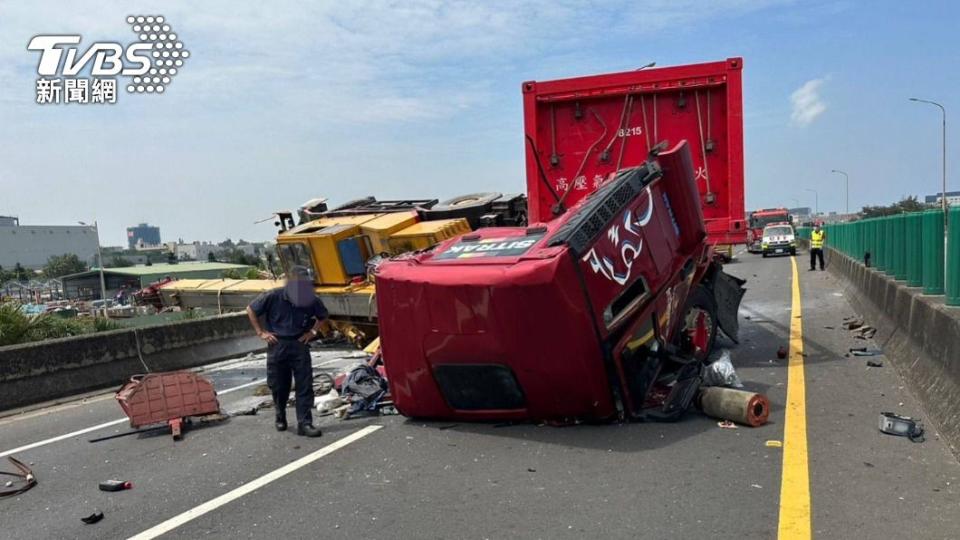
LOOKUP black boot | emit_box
[275,410,288,432]
[297,424,322,437]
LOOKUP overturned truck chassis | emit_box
[376,141,745,423]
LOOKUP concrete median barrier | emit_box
[0,313,263,412]
[825,247,960,459]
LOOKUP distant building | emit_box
[0,216,100,270]
[175,242,219,261]
[788,207,812,224]
[127,223,161,249]
[60,261,254,300]
[924,191,960,206]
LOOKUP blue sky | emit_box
[1,1,958,245]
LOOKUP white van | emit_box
[761,223,796,257]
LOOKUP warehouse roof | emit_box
[61,262,252,280]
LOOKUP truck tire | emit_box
[679,285,719,363]
[420,192,502,228]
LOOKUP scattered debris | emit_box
[699,387,770,427]
[776,346,787,359]
[701,350,744,388]
[717,420,738,429]
[81,511,104,525]
[866,360,884,368]
[0,457,37,498]
[879,412,925,443]
[850,347,882,357]
[527,468,537,473]
[339,364,390,418]
[823,325,835,330]
[224,395,273,417]
[765,440,783,448]
[843,316,864,330]
[316,389,345,415]
[98,480,132,492]
[751,483,762,489]
[856,326,877,339]
[313,372,335,395]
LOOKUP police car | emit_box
[761,222,796,257]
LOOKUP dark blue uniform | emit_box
[249,288,328,426]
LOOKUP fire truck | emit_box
[747,208,792,252]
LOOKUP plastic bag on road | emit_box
[701,350,744,388]
[316,389,344,414]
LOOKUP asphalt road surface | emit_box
[2,250,959,539]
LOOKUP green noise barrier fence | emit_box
[822,209,955,304]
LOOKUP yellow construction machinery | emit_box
[159,195,525,345]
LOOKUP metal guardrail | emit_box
[822,208,960,305]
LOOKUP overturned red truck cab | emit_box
[376,141,745,422]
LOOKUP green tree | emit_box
[861,195,929,218]
[13,263,29,281]
[108,256,135,268]
[43,254,88,278]
[219,248,249,266]
[207,251,217,262]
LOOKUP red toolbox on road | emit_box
[116,371,220,439]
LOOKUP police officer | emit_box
[246,267,326,437]
[809,223,826,271]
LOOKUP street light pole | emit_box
[831,169,849,215]
[80,221,108,317]
[909,97,947,225]
[805,188,819,216]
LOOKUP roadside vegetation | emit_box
[0,301,120,346]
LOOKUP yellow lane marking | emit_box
[778,256,811,539]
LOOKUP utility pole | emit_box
[831,169,849,215]
[80,221,109,318]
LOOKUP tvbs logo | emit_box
[27,15,189,105]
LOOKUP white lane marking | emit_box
[0,418,128,458]
[0,378,266,459]
[0,393,115,427]
[127,425,383,540]
[217,378,266,395]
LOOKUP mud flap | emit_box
[711,267,747,343]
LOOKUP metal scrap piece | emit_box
[0,457,37,498]
[81,511,104,524]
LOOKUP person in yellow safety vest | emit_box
[810,223,826,271]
